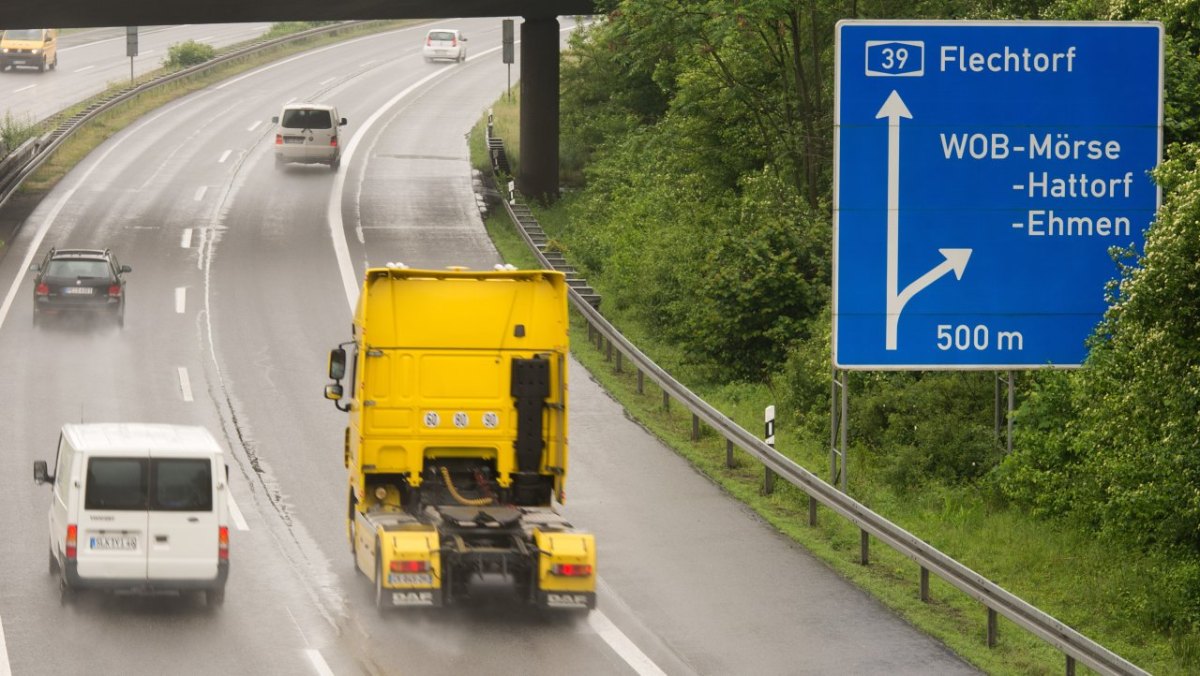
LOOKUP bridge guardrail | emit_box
[487,132,1147,676]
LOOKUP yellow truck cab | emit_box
[1,28,59,72]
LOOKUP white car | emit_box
[423,29,467,63]
[34,423,231,606]
[272,103,346,170]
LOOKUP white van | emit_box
[33,423,230,606]
[271,103,346,170]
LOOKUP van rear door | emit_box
[78,457,149,580]
[146,454,218,581]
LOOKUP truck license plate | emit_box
[389,573,432,586]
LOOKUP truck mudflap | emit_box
[376,523,443,608]
[534,529,597,610]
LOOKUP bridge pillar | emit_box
[519,16,559,201]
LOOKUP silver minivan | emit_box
[34,423,231,606]
[272,103,347,170]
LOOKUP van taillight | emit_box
[330,136,338,147]
[275,134,283,145]
[218,526,229,560]
[66,524,77,560]
[426,36,432,46]
[35,283,49,296]
[450,37,457,47]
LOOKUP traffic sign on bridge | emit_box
[833,21,1163,369]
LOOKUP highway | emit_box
[0,24,273,125]
[0,18,978,675]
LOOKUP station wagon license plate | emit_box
[62,287,94,295]
[389,573,432,586]
[90,536,137,550]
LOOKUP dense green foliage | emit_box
[551,0,1200,658]
[163,40,216,69]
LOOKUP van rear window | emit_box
[85,458,148,510]
[2,29,44,41]
[280,109,332,130]
[151,459,212,511]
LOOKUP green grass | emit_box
[467,105,1196,674]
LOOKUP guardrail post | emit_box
[860,530,869,565]
[1066,655,1075,676]
[726,439,735,468]
[637,369,644,394]
[691,414,700,441]
[920,567,930,602]
[587,323,594,344]
[615,351,623,373]
[605,338,613,362]
[808,496,817,526]
[987,608,998,647]
[662,391,670,411]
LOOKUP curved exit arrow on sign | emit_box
[877,90,972,350]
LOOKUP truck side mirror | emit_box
[328,348,346,380]
[325,383,344,401]
[33,460,52,485]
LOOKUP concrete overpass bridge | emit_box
[0,1,600,199]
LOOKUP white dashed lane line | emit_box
[0,614,11,676]
[181,228,193,248]
[319,77,336,85]
[247,120,262,132]
[304,649,334,676]
[175,287,186,314]
[194,186,207,201]
[73,65,95,73]
[14,84,35,93]
[227,490,249,531]
[218,149,231,163]
[177,367,193,402]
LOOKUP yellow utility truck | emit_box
[324,266,596,610]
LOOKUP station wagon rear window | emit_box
[85,458,148,510]
[429,31,456,41]
[45,260,110,279]
[281,109,332,130]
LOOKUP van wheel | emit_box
[39,57,46,72]
[32,309,40,327]
[48,547,59,574]
[205,588,225,607]
[374,538,388,612]
[331,157,341,171]
[274,156,284,170]
[50,54,57,70]
[59,577,76,605]
[114,302,125,328]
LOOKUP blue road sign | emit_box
[833,21,1162,369]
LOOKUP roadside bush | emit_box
[163,40,216,69]
[0,110,37,158]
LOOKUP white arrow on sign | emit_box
[876,90,972,350]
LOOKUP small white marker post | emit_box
[507,180,516,205]
[763,405,776,495]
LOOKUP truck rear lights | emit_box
[218,526,229,560]
[390,559,429,573]
[66,524,77,559]
[35,283,49,296]
[550,563,592,577]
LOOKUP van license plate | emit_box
[91,536,137,550]
[284,137,305,144]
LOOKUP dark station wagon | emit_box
[31,248,131,327]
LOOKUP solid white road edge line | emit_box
[588,611,669,676]
[324,21,667,676]
[304,649,335,676]
[227,490,249,531]
[181,228,193,248]
[177,366,194,402]
[175,287,186,313]
[0,614,11,676]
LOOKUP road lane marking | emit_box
[181,228,193,248]
[248,120,262,132]
[177,367,194,402]
[194,185,208,201]
[218,149,232,163]
[175,287,186,314]
[304,649,334,676]
[320,77,336,85]
[195,35,214,42]
[285,96,297,105]
[360,59,377,67]
[0,614,11,676]
[227,490,249,531]
[73,65,95,73]
[589,611,668,676]
[14,84,36,93]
